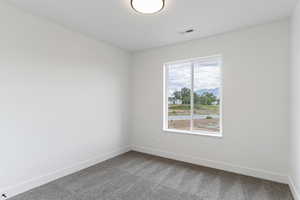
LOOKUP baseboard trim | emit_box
[131,145,288,184]
[2,145,293,199]
[289,177,300,200]
[1,146,130,199]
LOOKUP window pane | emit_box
[192,60,221,133]
[167,62,191,131]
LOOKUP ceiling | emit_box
[6,0,297,51]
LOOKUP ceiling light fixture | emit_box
[131,0,165,14]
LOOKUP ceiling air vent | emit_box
[180,28,196,35]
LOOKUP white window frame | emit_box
[163,55,223,138]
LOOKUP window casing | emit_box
[163,55,222,137]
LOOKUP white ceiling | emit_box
[6,0,297,51]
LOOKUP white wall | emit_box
[130,19,290,183]
[0,2,130,197]
[290,0,300,199]
[0,0,293,198]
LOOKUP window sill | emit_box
[163,128,223,138]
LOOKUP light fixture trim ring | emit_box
[130,0,165,14]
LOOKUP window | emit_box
[163,55,222,137]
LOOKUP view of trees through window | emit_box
[165,56,221,134]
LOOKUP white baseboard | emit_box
[1,146,130,199]
[131,145,288,184]
[289,177,300,200]
[2,145,294,199]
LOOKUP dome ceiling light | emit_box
[131,0,165,14]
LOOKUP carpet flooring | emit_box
[10,151,293,200]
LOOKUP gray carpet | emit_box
[10,151,293,200]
